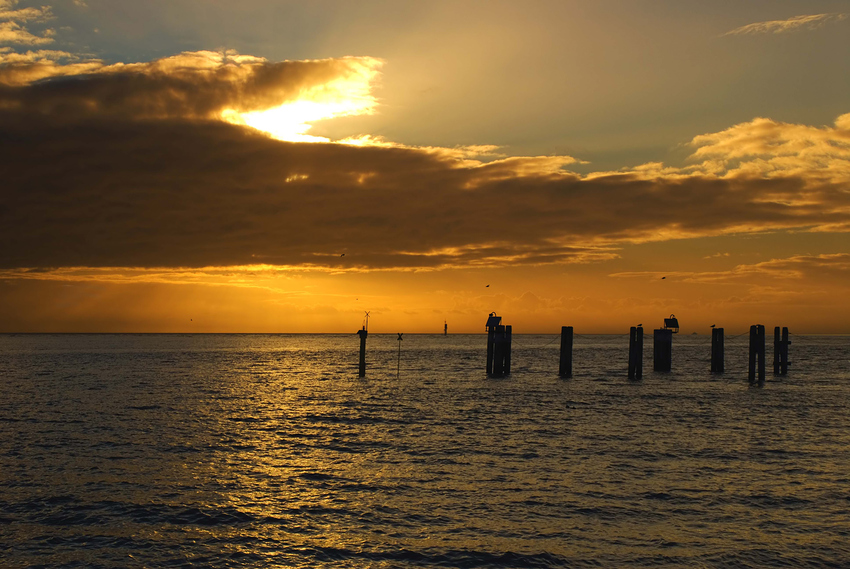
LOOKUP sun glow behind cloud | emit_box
[220,59,382,143]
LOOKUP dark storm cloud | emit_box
[2,111,849,270]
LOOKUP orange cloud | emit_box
[724,13,848,36]
[0,0,54,46]
[2,51,850,274]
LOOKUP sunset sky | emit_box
[2,0,849,333]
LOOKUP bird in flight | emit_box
[637,323,642,327]
[710,324,716,328]
[340,253,345,257]
[661,276,666,279]
[485,284,490,287]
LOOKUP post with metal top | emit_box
[559,326,573,378]
[711,327,724,373]
[357,327,368,377]
[748,324,765,385]
[774,326,790,376]
[654,328,673,372]
[628,326,643,380]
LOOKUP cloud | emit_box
[2,51,850,272]
[0,0,54,45]
[724,13,848,36]
[611,254,850,284]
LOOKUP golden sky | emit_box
[1,0,849,333]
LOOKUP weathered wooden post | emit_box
[559,326,573,377]
[653,328,673,372]
[773,326,780,376]
[357,327,368,377]
[710,327,724,373]
[485,313,502,374]
[504,325,512,375]
[397,332,403,378]
[492,324,506,376]
[774,326,790,376]
[628,326,643,380]
[781,327,790,375]
[748,324,765,385]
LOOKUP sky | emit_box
[1,0,849,333]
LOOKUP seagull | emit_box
[340,253,345,257]
[485,284,490,287]
[637,323,642,327]
[661,276,666,279]
[710,324,716,328]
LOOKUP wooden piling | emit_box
[628,326,643,380]
[492,324,506,376]
[485,313,504,375]
[773,326,780,376]
[559,326,573,378]
[781,327,790,375]
[774,326,790,376]
[504,325,512,375]
[654,328,673,372]
[357,328,368,377]
[748,324,765,385]
[486,326,496,375]
[710,328,724,373]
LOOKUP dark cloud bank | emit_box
[1,53,848,271]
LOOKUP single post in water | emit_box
[492,324,506,376]
[628,326,643,380]
[749,324,765,385]
[357,327,368,377]
[773,326,781,376]
[485,312,502,374]
[504,325,512,375]
[654,328,673,372]
[775,326,790,376]
[397,332,403,378]
[710,327,724,373]
[559,326,573,378]
[781,327,790,375]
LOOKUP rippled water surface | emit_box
[1,333,849,568]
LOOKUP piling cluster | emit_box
[353,314,792,384]
[486,313,512,376]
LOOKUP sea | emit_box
[1,333,849,568]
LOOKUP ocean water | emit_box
[1,332,849,568]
